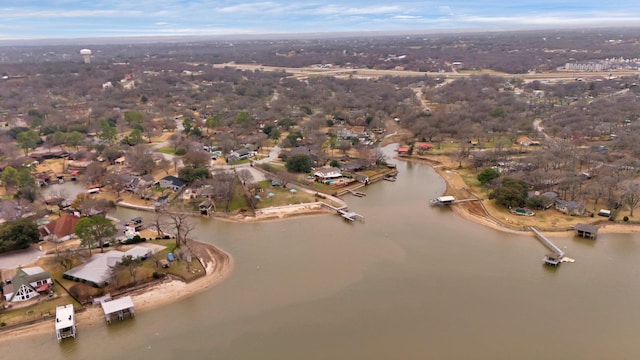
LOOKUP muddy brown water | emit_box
[9,159,640,359]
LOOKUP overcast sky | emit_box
[2,0,640,40]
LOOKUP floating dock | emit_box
[55,304,76,342]
[530,227,566,266]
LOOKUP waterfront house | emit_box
[63,247,150,287]
[3,266,53,302]
[39,213,81,243]
[555,199,585,216]
[158,175,186,191]
[314,167,342,182]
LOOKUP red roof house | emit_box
[39,213,81,243]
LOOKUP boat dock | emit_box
[338,210,365,222]
[530,227,566,265]
[55,304,76,342]
[101,296,135,324]
[321,202,364,222]
[347,189,366,197]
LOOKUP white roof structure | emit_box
[125,246,151,259]
[64,250,124,286]
[101,296,134,314]
[313,167,342,179]
[22,266,46,276]
[437,196,456,203]
[101,296,135,323]
[55,304,74,330]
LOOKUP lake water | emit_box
[7,158,640,359]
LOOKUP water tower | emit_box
[80,48,92,64]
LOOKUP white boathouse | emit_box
[101,296,135,324]
[55,304,76,342]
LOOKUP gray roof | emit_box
[125,246,151,259]
[575,223,598,234]
[64,251,125,286]
[160,175,186,187]
[101,295,134,315]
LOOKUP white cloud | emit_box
[393,15,423,20]
[311,5,401,16]
[1,9,142,19]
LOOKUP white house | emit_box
[313,167,342,180]
[3,266,53,302]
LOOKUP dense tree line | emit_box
[0,218,40,253]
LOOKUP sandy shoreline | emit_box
[3,155,639,342]
[0,241,232,342]
[407,155,640,236]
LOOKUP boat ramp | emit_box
[530,227,567,266]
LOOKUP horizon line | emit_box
[2,24,640,47]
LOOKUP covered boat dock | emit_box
[574,223,598,239]
[101,296,135,324]
[430,195,456,205]
[55,304,76,342]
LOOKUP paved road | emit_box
[214,62,639,82]
[0,246,44,270]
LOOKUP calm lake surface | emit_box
[9,158,640,359]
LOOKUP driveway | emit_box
[0,245,44,270]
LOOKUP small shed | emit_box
[55,304,76,342]
[575,223,598,239]
[101,296,135,324]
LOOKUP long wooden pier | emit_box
[530,227,566,265]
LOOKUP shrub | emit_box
[152,272,160,279]
[624,216,629,222]
[175,147,187,156]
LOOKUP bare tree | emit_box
[126,145,156,174]
[151,211,168,237]
[119,255,143,283]
[104,172,128,196]
[621,180,640,217]
[84,162,106,186]
[165,209,195,248]
[237,168,254,185]
[183,150,211,168]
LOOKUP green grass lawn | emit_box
[156,147,177,155]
